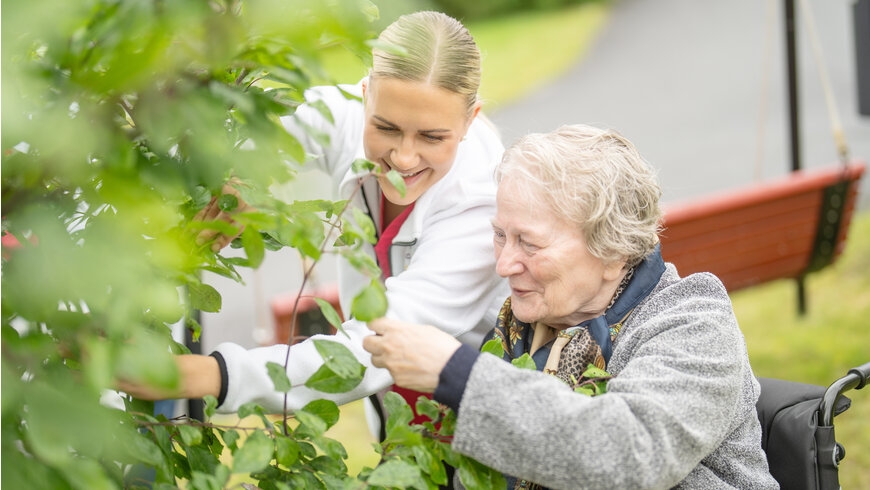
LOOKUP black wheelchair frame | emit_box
[756,362,870,490]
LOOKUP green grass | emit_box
[322,4,870,488]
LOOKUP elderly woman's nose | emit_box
[495,243,524,277]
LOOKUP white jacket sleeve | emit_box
[212,317,390,413]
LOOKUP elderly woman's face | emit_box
[491,176,625,329]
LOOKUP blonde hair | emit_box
[370,11,481,115]
[497,124,662,267]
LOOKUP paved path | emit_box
[201,0,870,353]
[490,0,870,208]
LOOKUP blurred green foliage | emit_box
[1,0,502,488]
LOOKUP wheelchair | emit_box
[756,362,870,490]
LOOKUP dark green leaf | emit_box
[188,282,222,313]
[217,194,240,212]
[304,364,363,394]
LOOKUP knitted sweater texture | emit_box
[451,264,779,489]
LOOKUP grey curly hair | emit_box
[496,124,662,267]
[370,11,481,116]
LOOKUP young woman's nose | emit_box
[390,136,418,171]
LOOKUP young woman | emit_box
[119,11,509,433]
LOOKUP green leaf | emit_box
[312,339,365,379]
[232,430,274,474]
[349,280,387,321]
[188,281,222,313]
[350,207,377,245]
[203,395,218,418]
[304,364,364,394]
[293,409,328,435]
[366,459,425,489]
[351,158,376,174]
[56,457,116,490]
[510,353,537,371]
[217,194,239,211]
[385,169,406,197]
[314,297,343,331]
[178,424,203,446]
[415,397,442,422]
[241,226,265,268]
[480,338,503,357]
[266,361,293,393]
[124,431,166,467]
[582,364,610,379]
[275,434,301,467]
[301,399,341,428]
[412,444,447,485]
[458,456,504,490]
[221,429,241,450]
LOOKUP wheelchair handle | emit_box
[819,361,870,426]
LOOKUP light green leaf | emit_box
[350,280,387,321]
[275,435,301,467]
[300,399,341,429]
[510,353,537,371]
[178,424,203,446]
[241,226,265,268]
[312,339,365,379]
[314,297,343,331]
[351,158,376,173]
[480,338,503,357]
[351,207,377,244]
[385,169,406,197]
[266,361,292,393]
[366,459,425,489]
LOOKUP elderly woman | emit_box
[364,124,778,489]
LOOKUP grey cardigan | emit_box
[448,264,779,489]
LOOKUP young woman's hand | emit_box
[364,318,461,393]
[194,179,255,252]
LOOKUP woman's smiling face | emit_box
[491,176,625,329]
[362,77,477,206]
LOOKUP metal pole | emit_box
[785,0,808,314]
[785,0,802,173]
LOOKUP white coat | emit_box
[212,81,509,413]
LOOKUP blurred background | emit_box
[196,0,870,486]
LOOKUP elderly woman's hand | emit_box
[364,318,462,393]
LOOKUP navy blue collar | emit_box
[582,244,666,363]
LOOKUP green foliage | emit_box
[1,0,504,488]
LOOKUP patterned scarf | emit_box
[484,245,666,490]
